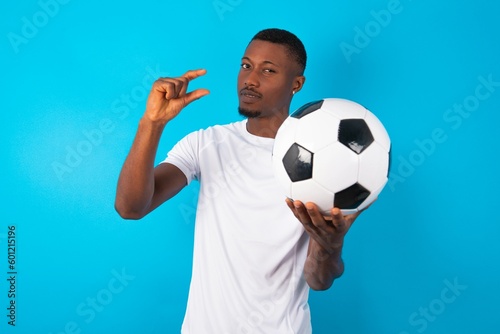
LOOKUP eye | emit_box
[241,63,251,69]
[263,68,276,74]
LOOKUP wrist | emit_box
[140,115,168,131]
[309,237,344,263]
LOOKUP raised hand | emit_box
[145,69,210,124]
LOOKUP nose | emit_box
[243,69,259,87]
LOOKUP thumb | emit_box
[182,88,210,107]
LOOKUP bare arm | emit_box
[114,118,187,219]
[115,69,209,219]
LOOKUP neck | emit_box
[245,111,289,138]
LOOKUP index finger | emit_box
[182,69,207,81]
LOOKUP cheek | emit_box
[268,84,290,102]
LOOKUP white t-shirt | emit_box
[163,119,312,334]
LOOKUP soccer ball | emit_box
[272,98,391,215]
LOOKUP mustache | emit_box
[240,88,262,97]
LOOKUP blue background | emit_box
[2,0,499,333]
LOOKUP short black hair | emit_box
[251,28,307,75]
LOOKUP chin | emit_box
[238,106,262,118]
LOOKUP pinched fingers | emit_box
[175,69,207,97]
[144,69,209,124]
[179,69,209,101]
[182,68,207,81]
[152,69,207,100]
[153,77,186,100]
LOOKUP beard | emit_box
[238,106,262,118]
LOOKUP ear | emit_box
[292,75,306,94]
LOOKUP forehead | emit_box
[242,40,293,67]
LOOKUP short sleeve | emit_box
[161,131,200,185]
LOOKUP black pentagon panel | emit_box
[338,119,374,154]
[291,100,324,119]
[282,143,313,182]
[334,183,370,209]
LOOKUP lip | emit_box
[239,89,262,103]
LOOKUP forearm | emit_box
[303,239,345,291]
[115,117,166,218]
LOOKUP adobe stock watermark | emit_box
[7,0,72,54]
[388,73,499,192]
[213,0,244,21]
[339,0,408,64]
[51,64,166,182]
[48,268,135,334]
[399,277,467,334]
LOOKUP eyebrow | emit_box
[241,56,280,67]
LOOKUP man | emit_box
[115,28,364,333]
